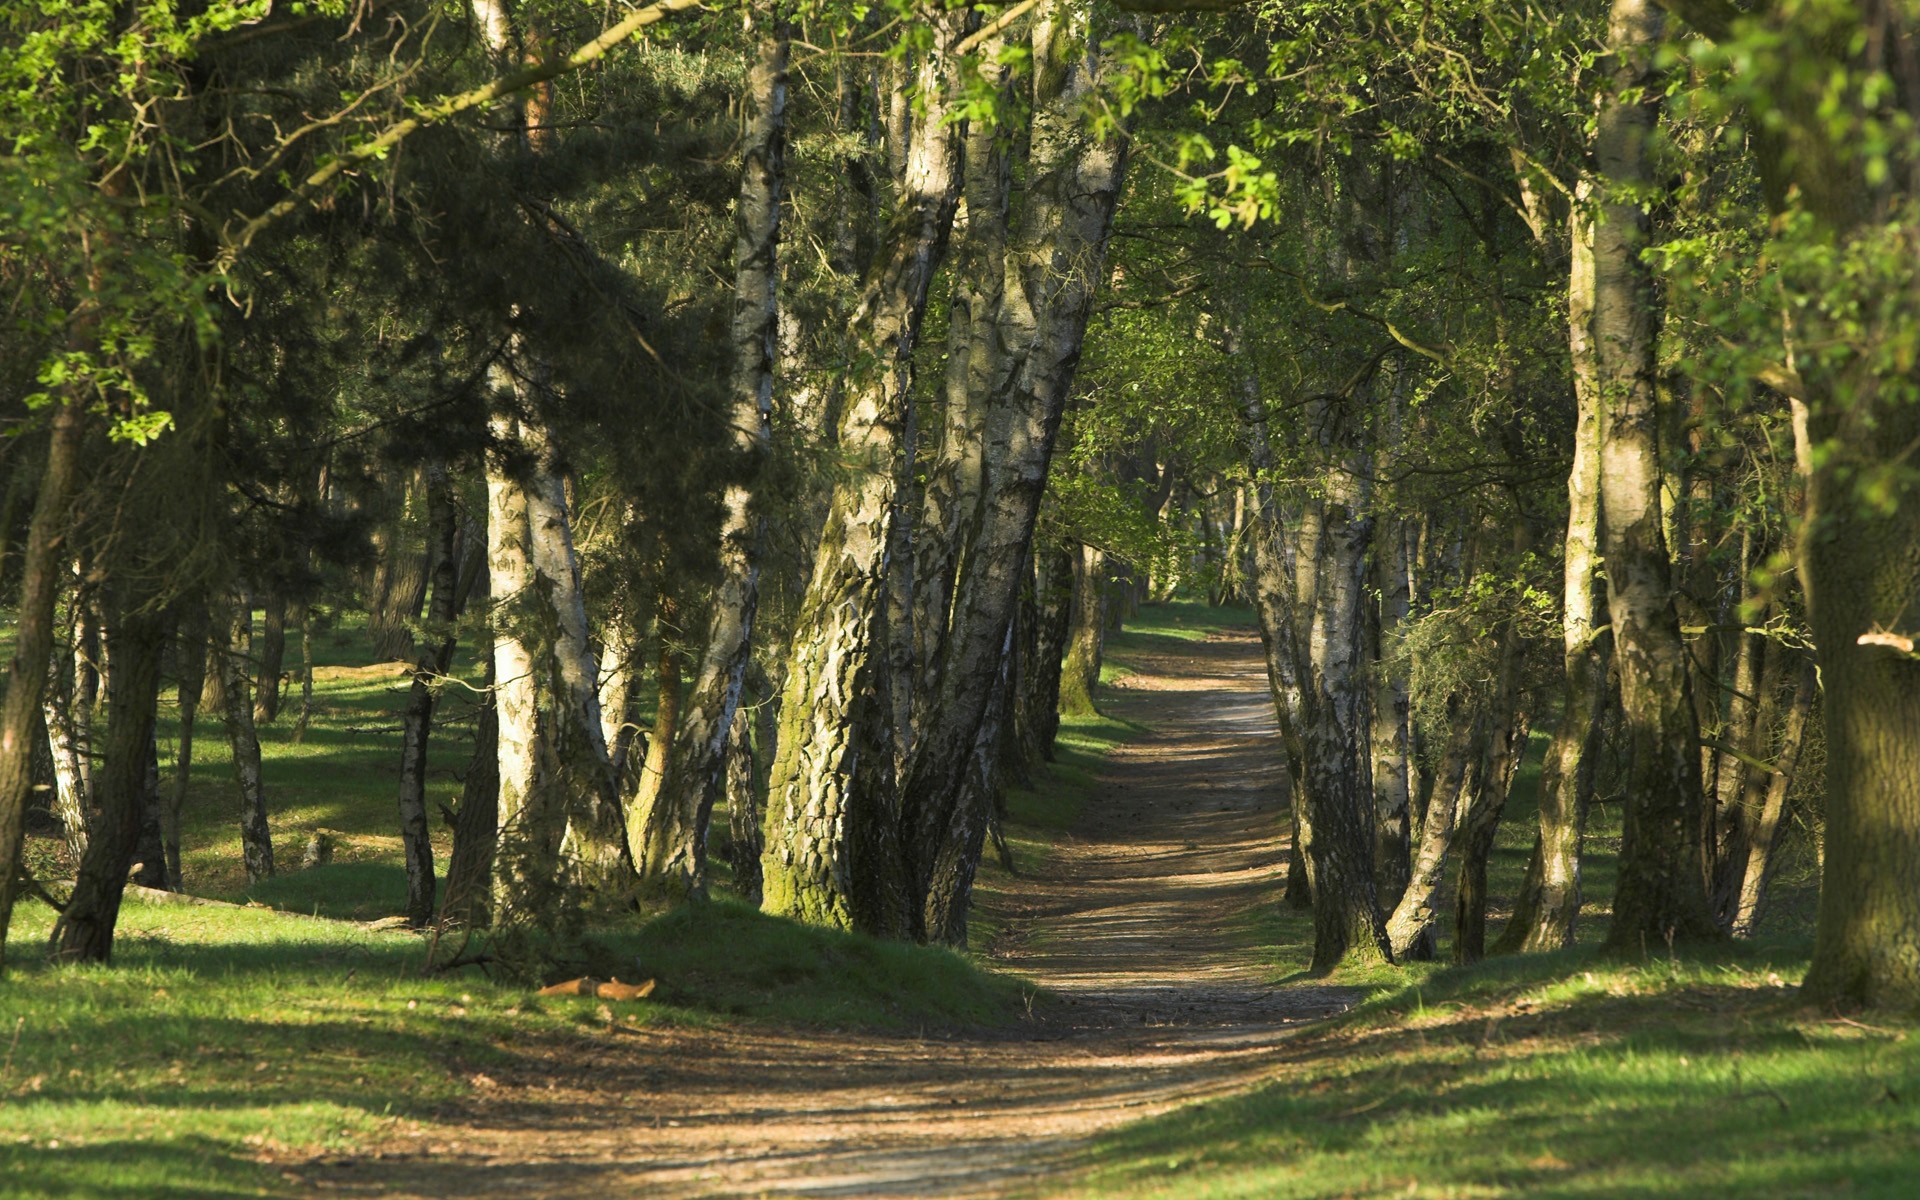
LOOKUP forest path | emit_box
[315,628,1355,1198]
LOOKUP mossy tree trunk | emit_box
[759,9,969,934]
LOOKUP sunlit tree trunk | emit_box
[1299,401,1391,971]
[903,0,1128,943]
[1386,702,1480,960]
[628,8,786,896]
[760,9,969,933]
[1731,658,1815,938]
[1057,543,1106,716]
[220,594,274,883]
[1593,0,1717,952]
[1497,189,1609,955]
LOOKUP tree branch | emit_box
[222,0,706,256]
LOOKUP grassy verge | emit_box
[1055,941,1919,1199]
[0,885,1034,1198]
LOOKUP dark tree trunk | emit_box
[441,662,498,930]
[396,459,460,927]
[0,397,87,970]
[220,595,274,883]
[49,604,167,963]
[253,591,287,724]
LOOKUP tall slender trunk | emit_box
[289,601,314,743]
[1452,610,1530,964]
[1495,188,1610,955]
[1022,539,1075,761]
[628,10,789,897]
[396,459,460,926]
[759,9,970,933]
[1386,702,1481,960]
[1370,515,1412,909]
[487,409,560,923]
[1234,363,1313,911]
[165,613,207,891]
[1300,401,1390,971]
[49,604,167,963]
[903,0,1129,943]
[1731,658,1815,938]
[1593,0,1717,952]
[1058,543,1106,716]
[725,701,763,904]
[442,660,498,930]
[220,594,274,883]
[0,398,86,969]
[44,628,92,865]
[253,591,287,723]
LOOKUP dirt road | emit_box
[314,629,1353,1198]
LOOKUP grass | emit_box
[1055,941,1920,1199]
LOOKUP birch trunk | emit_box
[254,591,287,724]
[759,9,969,932]
[1731,658,1815,938]
[903,0,1128,943]
[1300,402,1390,970]
[1592,0,1718,951]
[487,409,560,922]
[1386,703,1481,960]
[628,9,786,895]
[1058,543,1106,716]
[219,595,274,883]
[1370,517,1412,909]
[442,660,498,930]
[44,633,91,865]
[49,603,167,963]
[1495,187,1609,955]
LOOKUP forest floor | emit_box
[303,627,1361,1198]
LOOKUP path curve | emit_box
[314,628,1354,1198]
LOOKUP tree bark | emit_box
[725,700,763,904]
[1299,401,1391,971]
[49,603,167,963]
[902,0,1129,943]
[759,8,970,933]
[396,458,460,927]
[1058,543,1107,716]
[253,590,287,724]
[1730,657,1815,938]
[442,660,498,930]
[1386,701,1481,960]
[1495,186,1609,956]
[1593,0,1717,953]
[220,594,275,883]
[0,397,86,969]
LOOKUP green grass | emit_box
[1056,942,1920,1199]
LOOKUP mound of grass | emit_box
[1058,943,1920,1199]
[241,862,411,922]
[623,901,1039,1029]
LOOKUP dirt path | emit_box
[313,629,1354,1198]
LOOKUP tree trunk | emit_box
[44,631,92,866]
[486,409,561,924]
[442,661,499,930]
[253,591,287,724]
[1731,658,1815,938]
[49,604,166,964]
[629,12,787,897]
[1058,543,1106,716]
[903,2,1129,943]
[396,459,460,927]
[725,701,763,904]
[1495,189,1609,956]
[627,615,688,887]
[1370,516,1412,910]
[1022,538,1074,761]
[759,10,969,933]
[1386,702,1481,960]
[289,601,315,743]
[164,612,207,891]
[1593,0,1717,953]
[1299,401,1390,972]
[220,594,275,884]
